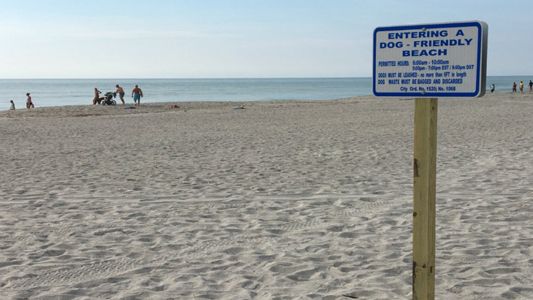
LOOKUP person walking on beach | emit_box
[26,93,34,109]
[512,82,517,93]
[93,88,103,105]
[529,80,533,93]
[519,80,524,94]
[10,100,15,110]
[132,85,143,106]
[490,83,495,93]
[115,84,125,104]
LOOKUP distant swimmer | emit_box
[26,93,34,109]
[529,80,533,93]
[132,85,143,107]
[115,84,125,104]
[10,100,15,110]
[519,80,524,94]
[512,82,517,93]
[490,83,495,93]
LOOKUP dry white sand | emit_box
[0,94,532,299]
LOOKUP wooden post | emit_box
[412,98,438,300]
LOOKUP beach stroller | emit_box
[101,92,117,105]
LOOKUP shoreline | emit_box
[2,75,532,111]
[2,91,532,115]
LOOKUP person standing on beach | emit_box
[26,93,34,109]
[512,82,517,93]
[519,80,524,94]
[10,100,15,110]
[529,80,533,93]
[490,83,495,93]
[132,85,143,106]
[93,88,103,105]
[115,84,125,104]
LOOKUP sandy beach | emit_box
[0,94,532,299]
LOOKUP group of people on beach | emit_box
[488,80,533,94]
[9,84,144,111]
[93,84,143,106]
[513,80,533,94]
[9,93,34,110]
[511,80,533,94]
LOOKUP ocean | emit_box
[0,76,531,110]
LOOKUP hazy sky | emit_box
[0,0,530,78]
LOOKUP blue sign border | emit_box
[373,21,485,97]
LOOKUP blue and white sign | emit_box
[373,21,488,97]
